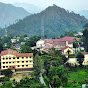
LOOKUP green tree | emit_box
[0,43,3,53]
[21,44,32,53]
[52,75,62,87]
[83,29,88,51]
[1,69,13,78]
[34,55,44,76]
[76,52,84,66]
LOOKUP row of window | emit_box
[3,61,33,64]
[2,57,32,60]
[3,65,29,68]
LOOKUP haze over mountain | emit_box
[13,3,44,13]
[0,5,88,38]
[0,2,30,28]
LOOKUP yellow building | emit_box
[0,49,33,72]
[62,46,73,56]
[82,52,88,65]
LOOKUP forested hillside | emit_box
[0,2,30,28]
[0,5,88,38]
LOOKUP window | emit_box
[17,65,20,67]
[17,61,19,63]
[22,65,24,67]
[9,62,11,64]
[13,57,15,59]
[26,65,28,67]
[26,57,28,58]
[22,61,24,63]
[6,66,8,68]
[3,58,5,60]
[17,57,19,59]
[22,57,24,59]
[9,58,11,59]
[13,62,15,63]
[3,62,5,64]
[30,57,31,58]
[30,61,32,62]
[3,66,5,68]
[6,58,8,60]
[6,62,8,64]
[26,61,28,63]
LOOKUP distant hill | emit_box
[0,2,30,28]
[13,3,44,13]
[0,5,88,38]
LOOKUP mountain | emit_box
[13,3,44,13]
[77,10,88,19]
[0,2,30,28]
[1,5,88,38]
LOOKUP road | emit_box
[39,73,46,86]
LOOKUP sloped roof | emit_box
[0,49,33,57]
[62,46,72,51]
[55,36,79,42]
[82,52,88,55]
[44,36,79,45]
[43,45,52,50]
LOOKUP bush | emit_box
[0,77,9,82]
[69,54,76,58]
[1,69,13,77]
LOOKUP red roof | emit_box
[82,52,88,55]
[62,46,72,51]
[1,49,33,57]
[56,36,79,42]
[52,41,66,45]
[43,45,52,50]
[44,36,79,45]
[16,53,33,57]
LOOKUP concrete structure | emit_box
[82,52,88,65]
[36,39,45,48]
[62,46,74,55]
[68,58,78,66]
[11,39,16,43]
[43,36,79,51]
[0,49,33,72]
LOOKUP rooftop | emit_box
[0,49,33,57]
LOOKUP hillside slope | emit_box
[0,2,30,28]
[1,5,88,38]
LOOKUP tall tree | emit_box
[76,52,84,66]
[83,29,88,51]
[0,43,3,53]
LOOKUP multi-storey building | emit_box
[0,49,33,72]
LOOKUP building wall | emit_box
[36,40,45,48]
[1,54,33,70]
[54,45,65,50]
[68,58,78,66]
[83,54,88,65]
[63,48,73,55]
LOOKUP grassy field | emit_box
[65,67,88,88]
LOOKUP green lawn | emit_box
[65,67,88,88]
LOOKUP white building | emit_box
[36,39,45,48]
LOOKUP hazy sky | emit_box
[0,0,88,11]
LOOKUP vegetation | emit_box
[82,29,88,52]
[0,5,87,38]
[1,69,13,78]
[76,52,84,66]
[0,2,30,28]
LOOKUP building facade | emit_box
[0,49,33,72]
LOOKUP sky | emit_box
[0,0,88,11]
